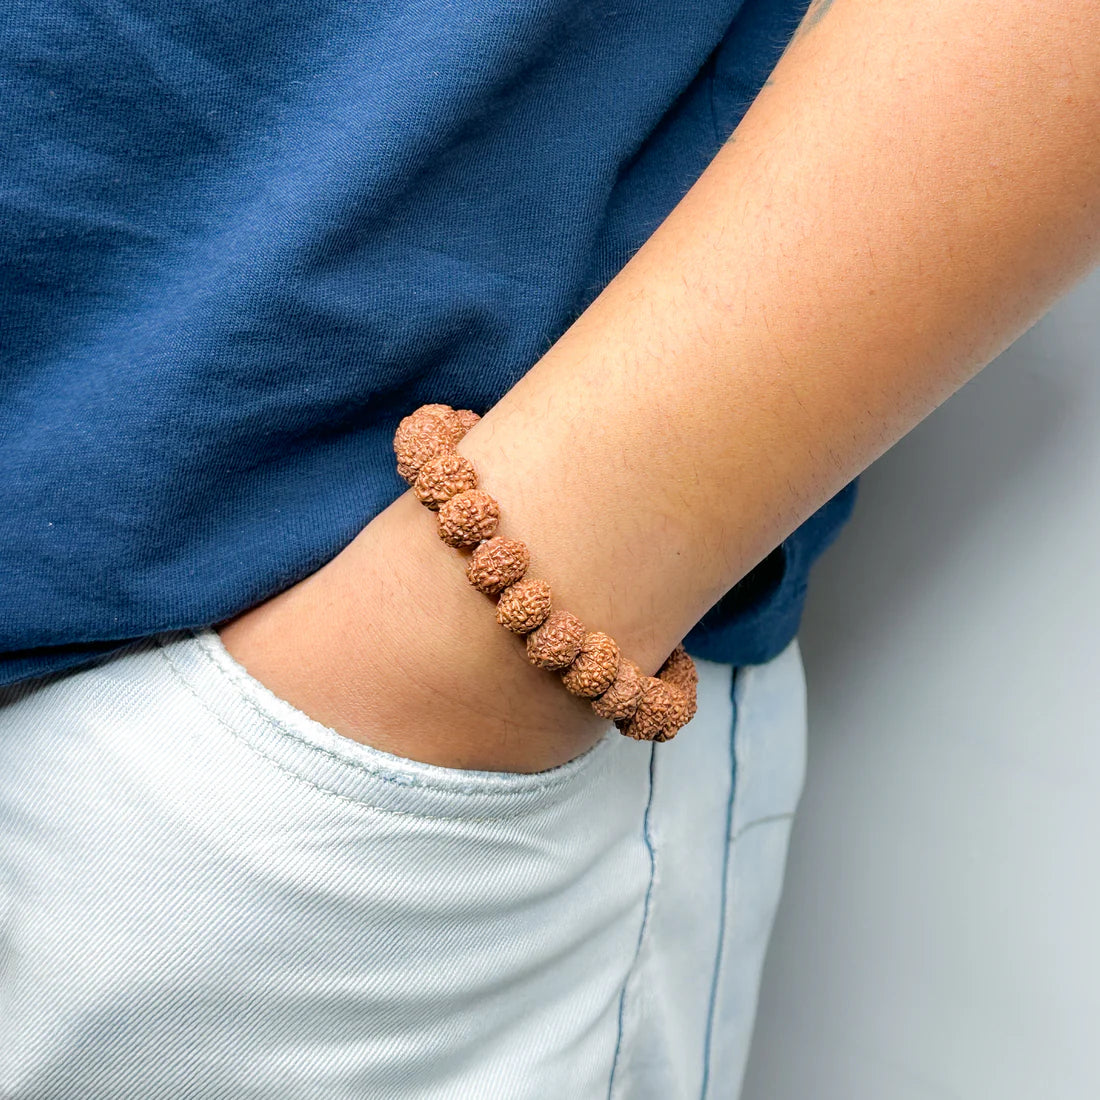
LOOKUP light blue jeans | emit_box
[0,629,807,1099]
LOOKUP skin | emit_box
[219,0,1100,773]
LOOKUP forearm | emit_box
[459,0,1100,669]
[221,0,1100,770]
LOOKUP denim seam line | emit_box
[606,740,658,1099]
[173,631,609,800]
[155,641,583,823]
[700,662,743,1100]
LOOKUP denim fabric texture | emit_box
[0,0,857,686]
[0,631,807,1098]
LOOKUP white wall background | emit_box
[741,265,1100,1100]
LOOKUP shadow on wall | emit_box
[741,266,1100,1100]
[801,316,1077,691]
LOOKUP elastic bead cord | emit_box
[393,403,698,742]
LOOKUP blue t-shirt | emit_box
[0,0,857,687]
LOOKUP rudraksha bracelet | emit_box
[392,403,699,743]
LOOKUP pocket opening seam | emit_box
[155,641,607,822]
[159,634,612,806]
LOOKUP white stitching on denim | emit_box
[156,634,610,810]
[185,630,612,795]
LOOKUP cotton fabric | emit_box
[0,0,857,686]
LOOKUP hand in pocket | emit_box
[217,492,610,775]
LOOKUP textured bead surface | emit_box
[466,536,529,595]
[562,632,621,698]
[437,489,500,548]
[662,684,693,738]
[453,409,481,438]
[657,643,698,724]
[657,643,695,689]
[394,411,458,484]
[415,403,458,420]
[526,610,586,671]
[495,577,552,634]
[616,677,687,742]
[591,658,646,721]
[675,687,697,726]
[412,403,474,443]
[413,453,479,511]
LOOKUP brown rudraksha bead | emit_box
[526,609,586,671]
[663,683,693,737]
[437,489,500,548]
[466,536,530,595]
[415,402,459,421]
[562,631,621,698]
[413,453,479,511]
[657,643,698,724]
[453,409,481,437]
[495,577,552,634]
[616,676,687,742]
[411,403,478,441]
[657,643,695,689]
[394,409,458,484]
[591,658,646,721]
[411,403,479,444]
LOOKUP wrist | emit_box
[218,487,609,773]
[451,382,710,676]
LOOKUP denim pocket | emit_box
[0,626,655,1099]
[157,628,616,822]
